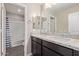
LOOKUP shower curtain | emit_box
[6,17,11,48]
[6,17,25,47]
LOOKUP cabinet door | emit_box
[36,43,41,56]
[31,36,41,44]
[43,40,72,56]
[73,50,79,56]
[42,46,60,56]
[31,41,37,56]
[32,41,41,56]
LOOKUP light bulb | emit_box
[45,3,52,8]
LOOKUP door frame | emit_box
[2,3,28,56]
[1,3,6,56]
[1,3,31,56]
[0,3,2,56]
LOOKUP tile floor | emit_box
[6,45,24,56]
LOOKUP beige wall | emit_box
[54,4,79,33]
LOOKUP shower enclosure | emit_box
[5,13,25,56]
[0,3,25,56]
[1,3,32,56]
[5,4,25,56]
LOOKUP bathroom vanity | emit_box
[31,34,79,56]
[31,3,79,56]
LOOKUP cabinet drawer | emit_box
[42,46,60,56]
[43,40,72,56]
[31,36,41,44]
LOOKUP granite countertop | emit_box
[31,33,79,51]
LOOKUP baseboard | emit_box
[27,53,32,56]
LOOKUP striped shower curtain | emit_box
[6,17,11,48]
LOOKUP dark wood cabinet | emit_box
[31,36,79,56]
[31,36,41,44]
[43,40,72,56]
[73,50,79,56]
[31,37,42,56]
[31,41,37,55]
[42,46,60,56]
[35,42,41,56]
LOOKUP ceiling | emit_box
[23,3,79,15]
[5,3,24,16]
[46,3,79,14]
[4,3,79,16]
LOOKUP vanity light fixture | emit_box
[45,3,56,8]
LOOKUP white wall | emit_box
[0,3,1,56]
[6,12,25,47]
[25,4,33,55]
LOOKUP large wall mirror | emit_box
[32,3,79,39]
[32,16,40,29]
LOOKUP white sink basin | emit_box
[69,39,79,44]
[46,36,71,44]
